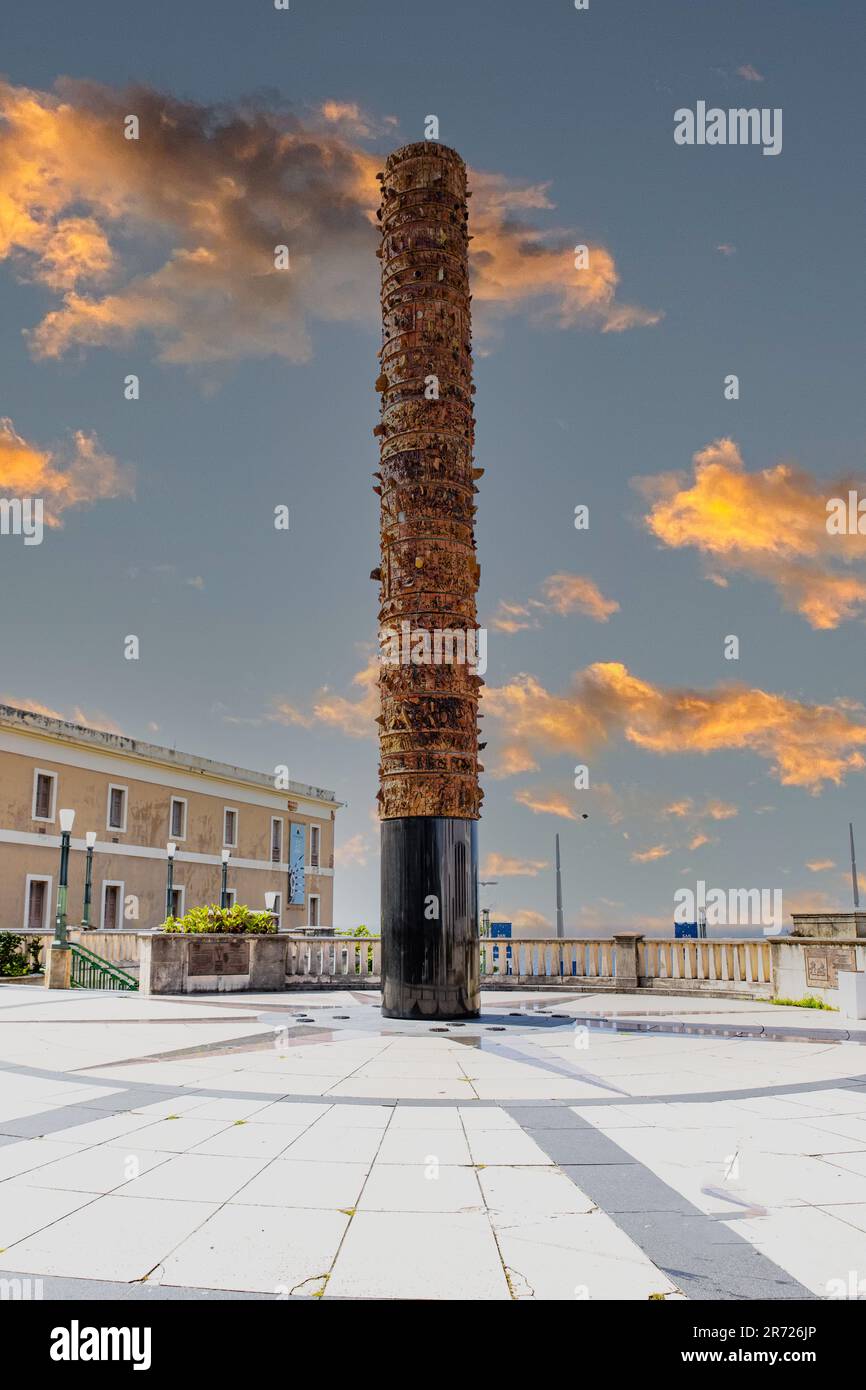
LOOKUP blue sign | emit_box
[490,922,512,938]
[675,922,699,939]
[289,823,305,906]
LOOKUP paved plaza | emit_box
[2,985,866,1300]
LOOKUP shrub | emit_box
[161,904,276,934]
[0,933,43,976]
[350,924,373,973]
[771,994,836,1010]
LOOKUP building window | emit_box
[223,808,238,848]
[24,875,51,931]
[32,769,57,823]
[271,818,283,864]
[308,894,320,929]
[170,886,185,918]
[106,785,128,833]
[170,798,187,840]
[224,888,237,909]
[309,824,320,869]
[102,881,124,930]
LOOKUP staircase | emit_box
[70,942,139,991]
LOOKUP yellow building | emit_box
[0,705,340,933]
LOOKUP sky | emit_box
[1,0,864,935]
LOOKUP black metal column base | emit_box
[380,817,479,1020]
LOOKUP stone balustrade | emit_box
[8,928,865,1009]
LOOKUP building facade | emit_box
[0,705,340,933]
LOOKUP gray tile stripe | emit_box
[0,1271,290,1300]
[504,1104,815,1301]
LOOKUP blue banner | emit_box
[289,823,305,906]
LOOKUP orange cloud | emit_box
[637,438,866,629]
[631,845,671,863]
[806,859,836,873]
[513,787,578,820]
[491,572,618,633]
[334,833,373,868]
[489,600,536,635]
[542,573,619,621]
[482,852,550,878]
[1,696,123,734]
[485,661,866,793]
[663,797,737,821]
[469,169,661,337]
[271,658,379,739]
[512,909,553,935]
[0,418,133,525]
[0,80,660,366]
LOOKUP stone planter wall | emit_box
[139,932,288,995]
[770,937,866,1007]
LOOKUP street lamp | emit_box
[52,808,75,949]
[166,841,177,920]
[479,880,498,937]
[81,830,97,928]
[220,848,231,908]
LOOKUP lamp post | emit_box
[81,830,97,928]
[479,881,498,937]
[52,808,75,949]
[220,848,231,908]
[166,842,177,920]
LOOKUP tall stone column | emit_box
[373,142,482,1019]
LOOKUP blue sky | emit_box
[1,0,864,932]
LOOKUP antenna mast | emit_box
[555,833,564,939]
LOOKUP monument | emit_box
[373,142,482,1019]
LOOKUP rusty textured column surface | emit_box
[373,142,482,1019]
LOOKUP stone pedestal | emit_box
[44,946,72,990]
[791,912,866,939]
[613,933,643,992]
[837,970,866,1020]
[381,818,479,1020]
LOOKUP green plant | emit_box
[349,924,373,972]
[0,934,42,977]
[161,903,276,934]
[771,994,837,1010]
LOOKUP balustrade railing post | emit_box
[613,932,643,992]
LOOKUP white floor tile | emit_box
[0,1194,218,1281]
[155,1205,349,1294]
[359,1164,483,1213]
[325,1211,510,1300]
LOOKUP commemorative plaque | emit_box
[188,939,250,977]
[804,945,856,990]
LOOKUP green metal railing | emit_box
[70,943,139,992]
